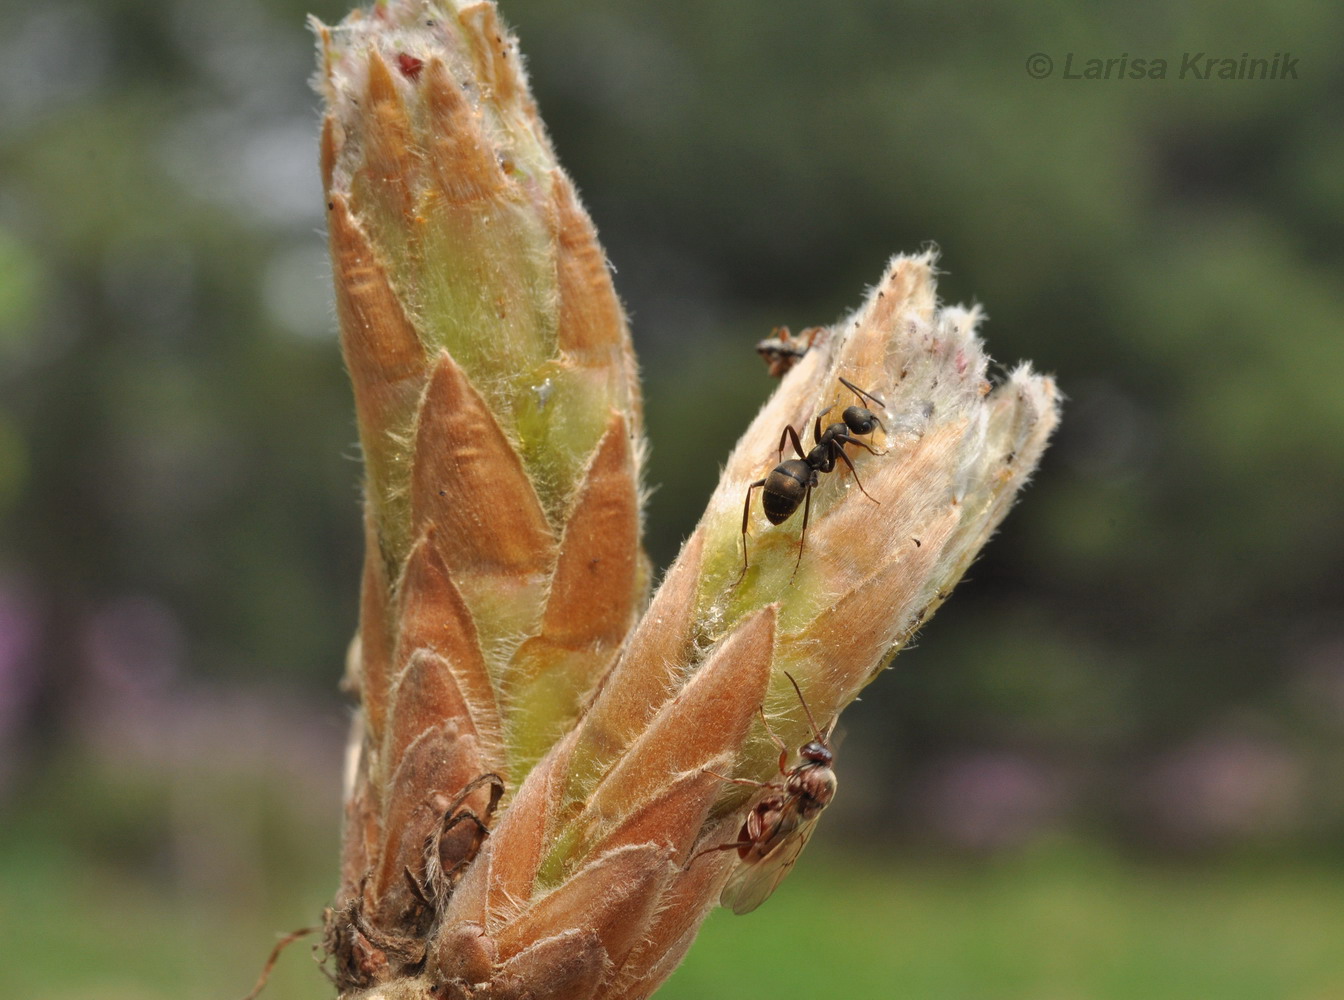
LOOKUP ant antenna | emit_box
[839,376,886,411]
[783,671,828,746]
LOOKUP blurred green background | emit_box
[1,1,1342,997]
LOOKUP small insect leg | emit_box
[446,772,505,819]
[685,839,758,870]
[838,433,884,457]
[403,865,433,907]
[737,479,767,584]
[790,481,813,581]
[778,424,807,462]
[832,442,880,504]
[702,767,777,790]
[758,706,790,774]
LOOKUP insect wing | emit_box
[719,817,819,915]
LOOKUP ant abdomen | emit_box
[762,461,813,524]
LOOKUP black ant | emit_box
[739,377,886,580]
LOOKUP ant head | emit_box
[799,740,833,765]
[841,404,884,436]
[836,378,887,435]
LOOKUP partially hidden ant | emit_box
[314,772,505,998]
[687,671,837,915]
[410,772,505,910]
[739,377,886,580]
[756,325,822,378]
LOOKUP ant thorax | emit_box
[784,759,837,814]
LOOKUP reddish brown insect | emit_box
[691,672,837,914]
[756,325,822,378]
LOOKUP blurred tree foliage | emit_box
[1,0,1342,851]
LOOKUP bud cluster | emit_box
[313,3,1059,998]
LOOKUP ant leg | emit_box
[702,767,776,789]
[448,772,505,816]
[435,773,503,837]
[790,482,813,581]
[780,424,807,462]
[737,479,766,585]
[838,433,884,457]
[810,406,834,447]
[440,808,490,840]
[832,444,881,504]
[403,865,434,907]
[685,839,756,869]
